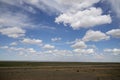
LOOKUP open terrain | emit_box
[0,62,120,80]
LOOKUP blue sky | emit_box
[0,0,120,62]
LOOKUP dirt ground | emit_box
[0,62,120,80]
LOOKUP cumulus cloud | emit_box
[73,48,95,54]
[71,39,95,54]
[43,49,73,56]
[108,0,120,18]
[10,42,18,46]
[82,30,110,42]
[106,29,120,38]
[7,47,37,54]
[22,38,42,45]
[0,27,25,38]
[0,3,54,38]
[51,37,61,42]
[0,6,34,38]
[0,0,112,30]
[71,40,87,49]
[27,48,37,53]
[0,46,37,55]
[11,47,37,54]
[43,44,55,50]
[55,7,111,29]
[104,48,120,55]
[0,11,33,28]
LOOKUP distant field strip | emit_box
[0,62,120,80]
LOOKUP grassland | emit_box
[0,61,120,80]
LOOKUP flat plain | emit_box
[0,61,120,80]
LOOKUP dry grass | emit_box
[0,62,120,80]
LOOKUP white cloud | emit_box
[1,46,37,55]
[0,0,58,14]
[82,30,110,42]
[24,5,37,14]
[0,0,100,13]
[43,44,55,49]
[0,11,33,28]
[10,42,18,46]
[0,27,25,38]
[53,49,73,56]
[43,49,73,56]
[90,52,104,59]
[10,47,37,54]
[108,0,120,18]
[0,0,37,14]
[0,7,34,38]
[0,46,9,49]
[54,1,111,30]
[106,29,120,38]
[55,7,111,30]
[70,39,96,55]
[51,37,61,42]
[22,38,42,45]
[71,40,87,49]
[73,48,95,54]
[27,48,37,53]
[0,5,56,38]
[16,47,37,54]
[0,0,112,30]
[104,48,120,55]
[39,25,56,30]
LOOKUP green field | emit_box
[0,61,120,80]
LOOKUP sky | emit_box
[0,0,120,62]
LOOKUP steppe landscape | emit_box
[0,62,120,80]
